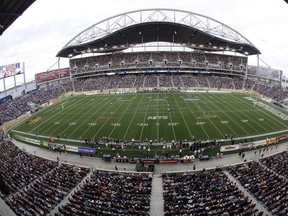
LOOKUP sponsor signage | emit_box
[35,68,70,84]
[78,147,96,154]
[220,145,239,152]
[15,135,41,145]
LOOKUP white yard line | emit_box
[171,93,194,140]
[234,94,288,129]
[164,93,177,141]
[108,95,138,138]
[51,95,113,137]
[123,95,145,139]
[29,96,87,134]
[181,94,211,139]
[216,95,270,133]
[70,95,120,138]
[205,94,252,136]
[198,94,239,136]
[139,95,153,141]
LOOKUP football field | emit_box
[12,92,288,143]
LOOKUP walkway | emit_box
[150,174,164,216]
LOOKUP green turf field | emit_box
[11,92,288,143]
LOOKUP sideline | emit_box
[12,138,288,173]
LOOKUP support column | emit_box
[23,62,27,89]
[58,57,61,84]
[3,78,6,96]
[14,75,17,92]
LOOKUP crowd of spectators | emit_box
[228,161,288,215]
[0,140,58,194]
[56,170,152,215]
[70,51,247,74]
[261,150,288,178]
[5,163,89,215]
[162,169,261,215]
[0,83,72,125]
[0,138,90,215]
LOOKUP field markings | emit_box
[180,93,211,139]
[211,95,257,135]
[233,94,288,130]
[107,95,139,138]
[38,96,99,136]
[186,94,225,138]
[232,95,287,132]
[50,95,117,138]
[138,95,153,141]
[171,93,194,140]
[71,95,122,139]
[90,95,130,138]
[156,94,160,142]
[198,94,248,137]
[221,95,280,133]
[164,93,177,141]
[28,96,88,135]
[122,95,146,140]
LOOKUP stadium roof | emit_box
[57,8,261,58]
[0,0,36,36]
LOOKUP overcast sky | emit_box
[0,0,288,90]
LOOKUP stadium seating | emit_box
[162,169,261,215]
[228,161,288,215]
[56,170,152,215]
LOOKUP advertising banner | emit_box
[35,68,70,84]
[78,147,96,154]
[220,145,239,152]
[14,135,41,145]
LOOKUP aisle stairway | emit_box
[150,174,164,216]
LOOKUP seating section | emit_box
[57,170,152,215]
[0,140,58,193]
[5,163,89,215]
[162,169,259,215]
[2,130,288,216]
[261,151,288,178]
[228,161,288,215]
[0,139,90,215]
[70,51,247,74]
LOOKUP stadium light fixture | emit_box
[68,54,73,57]
[219,47,224,50]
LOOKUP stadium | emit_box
[1,4,288,216]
